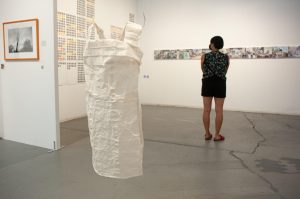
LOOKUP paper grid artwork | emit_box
[77,17,86,39]
[67,62,76,70]
[77,40,85,60]
[66,14,77,37]
[86,0,95,18]
[77,62,85,83]
[67,38,77,60]
[57,12,66,37]
[154,46,300,60]
[77,0,86,16]
[86,19,95,40]
[58,37,66,61]
[83,22,144,179]
[57,0,95,85]
[110,25,123,40]
[58,62,66,85]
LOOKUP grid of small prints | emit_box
[57,0,95,85]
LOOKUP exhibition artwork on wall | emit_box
[154,46,300,60]
[3,19,39,60]
[57,0,96,86]
[57,0,135,86]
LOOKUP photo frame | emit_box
[3,19,39,60]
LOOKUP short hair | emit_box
[210,36,224,49]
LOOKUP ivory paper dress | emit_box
[83,22,144,179]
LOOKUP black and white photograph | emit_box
[166,50,178,60]
[251,47,264,58]
[263,47,273,58]
[154,46,300,60]
[288,46,300,58]
[228,48,246,59]
[201,48,211,55]
[189,49,202,60]
[3,19,39,60]
[272,46,288,58]
[8,27,33,53]
[178,49,190,60]
[220,48,229,54]
[154,50,178,60]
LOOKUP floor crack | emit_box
[229,113,286,199]
[229,151,286,199]
[243,113,266,154]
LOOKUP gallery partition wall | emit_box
[0,0,60,149]
[0,74,3,139]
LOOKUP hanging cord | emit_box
[142,12,146,28]
[94,22,105,39]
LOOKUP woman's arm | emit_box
[201,54,205,72]
[226,55,230,72]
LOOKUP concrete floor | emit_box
[0,105,300,199]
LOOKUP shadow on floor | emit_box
[60,117,89,146]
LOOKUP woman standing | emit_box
[201,36,230,141]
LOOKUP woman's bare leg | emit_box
[203,97,213,136]
[214,97,225,137]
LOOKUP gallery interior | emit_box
[0,0,300,198]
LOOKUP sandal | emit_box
[205,133,213,140]
[214,134,225,141]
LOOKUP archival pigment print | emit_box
[154,46,300,60]
[288,46,300,58]
[8,27,33,53]
[3,19,39,60]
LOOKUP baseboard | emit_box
[59,114,87,123]
[58,104,299,123]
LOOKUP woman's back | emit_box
[203,51,229,80]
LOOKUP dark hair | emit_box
[210,36,224,49]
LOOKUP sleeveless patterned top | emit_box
[203,51,229,80]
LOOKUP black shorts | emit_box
[201,76,226,98]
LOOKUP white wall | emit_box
[137,0,300,115]
[94,0,138,35]
[0,0,59,149]
[0,21,4,139]
[58,0,138,122]
[0,73,3,138]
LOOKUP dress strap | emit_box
[87,22,105,40]
[120,22,142,46]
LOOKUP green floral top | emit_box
[203,51,229,80]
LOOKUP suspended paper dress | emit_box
[83,22,144,179]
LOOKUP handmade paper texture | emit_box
[83,22,144,179]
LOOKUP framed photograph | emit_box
[3,19,39,60]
